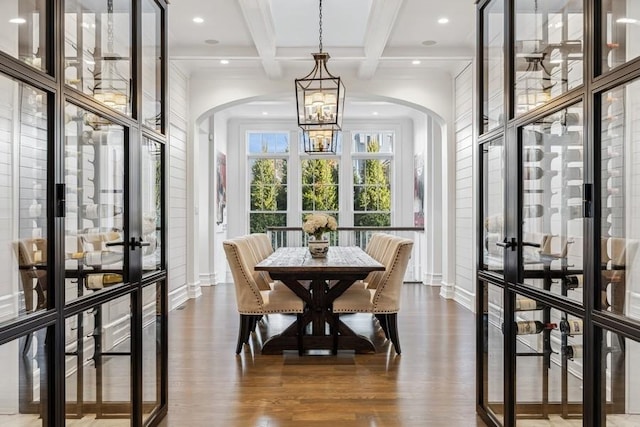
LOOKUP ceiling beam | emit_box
[358,0,405,80]
[238,0,282,79]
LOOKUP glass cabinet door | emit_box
[141,138,162,275]
[520,103,584,304]
[482,138,505,273]
[64,103,126,301]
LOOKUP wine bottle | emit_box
[71,250,123,267]
[86,273,123,290]
[515,298,544,311]
[523,166,544,180]
[563,344,583,360]
[564,274,583,290]
[82,203,123,219]
[565,149,583,162]
[523,204,544,218]
[565,186,582,199]
[523,148,544,162]
[565,167,583,180]
[514,321,557,335]
[567,205,583,220]
[560,319,583,335]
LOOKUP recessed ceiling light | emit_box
[205,39,220,45]
[262,111,268,115]
[437,17,449,24]
[412,60,421,65]
[193,17,204,24]
[421,40,437,47]
[372,112,379,116]
[220,59,229,65]
[9,17,26,24]
[617,17,638,24]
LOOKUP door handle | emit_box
[130,237,151,250]
[496,237,517,251]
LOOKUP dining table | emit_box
[255,246,385,354]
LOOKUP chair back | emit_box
[371,237,414,313]
[223,239,265,314]
[250,233,274,259]
[366,234,396,289]
[236,236,272,290]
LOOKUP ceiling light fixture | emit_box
[9,17,26,24]
[616,17,638,24]
[437,17,449,24]
[295,0,345,154]
[412,60,421,65]
[193,17,204,24]
[220,59,229,65]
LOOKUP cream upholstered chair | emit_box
[13,238,48,312]
[333,236,413,354]
[250,233,274,259]
[223,238,304,354]
[235,236,272,291]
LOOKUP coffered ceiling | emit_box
[168,0,476,79]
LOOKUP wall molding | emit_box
[440,281,455,299]
[187,280,202,299]
[454,285,476,313]
[169,285,189,311]
[199,272,216,286]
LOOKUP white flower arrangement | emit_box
[302,213,337,240]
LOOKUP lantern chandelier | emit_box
[295,0,345,154]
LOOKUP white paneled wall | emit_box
[454,64,476,311]
[168,64,189,310]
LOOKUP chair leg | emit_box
[376,313,389,339]
[387,313,401,354]
[236,314,251,354]
[331,314,339,355]
[297,314,304,356]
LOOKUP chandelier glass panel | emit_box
[295,0,345,154]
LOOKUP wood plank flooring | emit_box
[158,283,487,427]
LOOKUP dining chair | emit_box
[332,236,414,354]
[13,238,48,313]
[250,233,274,259]
[223,238,304,354]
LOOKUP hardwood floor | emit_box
[158,283,487,427]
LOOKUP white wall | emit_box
[168,63,191,309]
[454,64,476,311]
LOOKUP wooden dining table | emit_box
[255,246,385,354]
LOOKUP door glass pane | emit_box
[141,0,162,131]
[0,0,48,72]
[64,0,132,116]
[483,0,504,133]
[599,326,638,424]
[64,103,126,302]
[482,138,504,272]
[482,282,504,423]
[0,327,49,426]
[601,0,640,74]
[0,74,48,325]
[65,294,131,423]
[515,0,583,115]
[142,283,162,422]
[521,103,584,304]
[599,80,640,321]
[142,138,162,275]
[351,131,393,153]
[513,303,583,422]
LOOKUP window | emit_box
[352,131,393,226]
[247,132,288,233]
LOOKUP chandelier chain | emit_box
[318,0,323,53]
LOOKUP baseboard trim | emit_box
[454,286,476,313]
[187,280,202,299]
[423,272,442,286]
[199,273,215,286]
[169,285,189,311]
[440,281,455,299]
